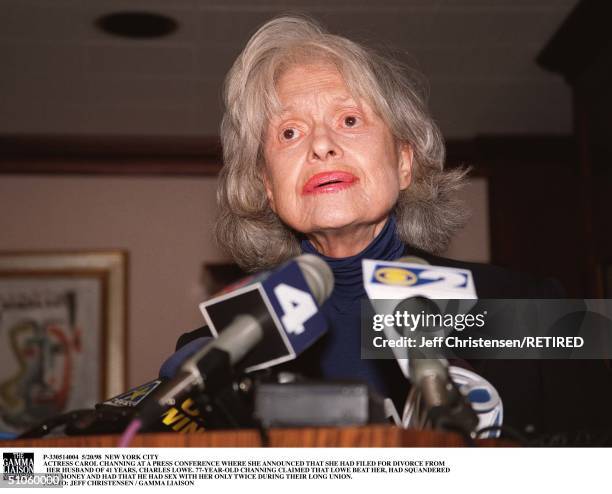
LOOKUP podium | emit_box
[0,425,513,447]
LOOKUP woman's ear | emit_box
[398,142,413,190]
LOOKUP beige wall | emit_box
[0,174,488,392]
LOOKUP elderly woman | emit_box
[215,14,469,403]
[179,15,610,435]
[216,16,466,269]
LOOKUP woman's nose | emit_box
[308,125,342,162]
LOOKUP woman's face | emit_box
[262,63,412,242]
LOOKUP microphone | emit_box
[92,338,217,436]
[363,255,477,321]
[158,337,213,379]
[405,350,479,434]
[363,256,477,377]
[140,255,334,426]
[393,294,479,434]
[362,255,502,436]
[199,254,334,372]
[402,363,503,437]
[140,314,263,426]
[98,337,214,413]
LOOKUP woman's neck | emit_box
[304,217,389,258]
[301,214,405,301]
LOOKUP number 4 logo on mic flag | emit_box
[199,258,328,372]
[261,260,327,354]
[273,284,318,335]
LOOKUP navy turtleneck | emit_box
[301,215,406,398]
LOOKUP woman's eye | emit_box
[281,128,299,141]
[343,115,358,127]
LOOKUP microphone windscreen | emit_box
[158,337,212,379]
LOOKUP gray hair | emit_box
[216,14,469,271]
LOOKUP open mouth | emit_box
[302,171,358,194]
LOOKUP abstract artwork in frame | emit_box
[0,251,127,435]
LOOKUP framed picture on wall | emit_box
[0,250,127,435]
